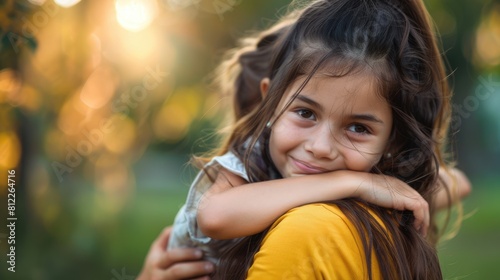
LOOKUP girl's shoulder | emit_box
[208,151,249,181]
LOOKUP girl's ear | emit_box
[383,130,398,159]
[260,77,270,98]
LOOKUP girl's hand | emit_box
[137,227,214,280]
[342,171,430,237]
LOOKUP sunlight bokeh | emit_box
[474,5,500,67]
[0,132,21,175]
[54,0,81,8]
[115,0,158,32]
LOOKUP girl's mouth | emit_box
[290,157,329,174]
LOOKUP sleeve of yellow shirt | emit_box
[246,203,380,279]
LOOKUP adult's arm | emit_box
[246,203,381,279]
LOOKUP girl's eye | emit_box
[296,109,315,120]
[347,124,369,134]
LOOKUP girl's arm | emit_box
[197,168,430,239]
[434,167,471,209]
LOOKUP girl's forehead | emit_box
[289,70,381,96]
[279,75,385,115]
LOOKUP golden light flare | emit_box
[0,132,21,171]
[152,87,206,142]
[165,0,196,10]
[57,94,90,135]
[105,27,164,72]
[115,0,158,32]
[93,0,175,77]
[176,86,203,118]
[96,19,169,77]
[89,33,102,69]
[54,0,81,8]
[474,6,500,67]
[121,29,159,67]
[0,69,42,112]
[153,102,191,142]
[26,13,99,104]
[0,69,21,105]
[80,65,119,109]
[102,115,136,154]
[16,85,42,112]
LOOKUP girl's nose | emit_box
[304,124,338,160]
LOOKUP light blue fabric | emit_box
[167,151,247,264]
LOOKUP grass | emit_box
[438,183,500,279]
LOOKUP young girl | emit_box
[157,0,471,279]
[169,22,430,264]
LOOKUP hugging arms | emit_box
[138,167,470,280]
[140,0,471,278]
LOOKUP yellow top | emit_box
[246,203,382,280]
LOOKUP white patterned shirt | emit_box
[167,151,248,264]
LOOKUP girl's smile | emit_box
[268,71,393,177]
[290,156,330,174]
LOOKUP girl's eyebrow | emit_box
[351,114,384,124]
[296,95,322,110]
[296,95,384,124]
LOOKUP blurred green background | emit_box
[0,0,499,279]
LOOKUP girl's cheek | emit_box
[273,118,301,134]
[345,150,380,172]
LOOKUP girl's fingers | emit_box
[369,174,431,237]
[161,261,214,280]
[390,180,429,237]
[410,198,429,237]
[422,199,430,237]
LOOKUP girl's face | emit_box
[268,72,393,177]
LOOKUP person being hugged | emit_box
[218,0,460,278]
[139,0,472,279]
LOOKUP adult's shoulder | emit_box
[247,203,380,279]
[267,203,363,252]
[272,203,353,233]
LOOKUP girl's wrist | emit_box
[322,170,367,199]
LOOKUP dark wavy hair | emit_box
[211,0,452,279]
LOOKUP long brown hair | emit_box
[195,15,296,167]
[211,0,454,279]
